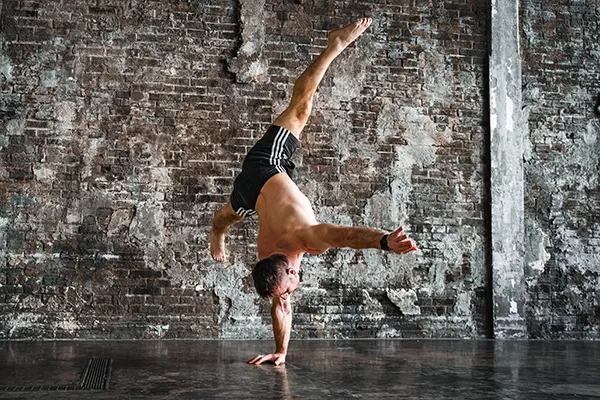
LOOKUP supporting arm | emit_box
[272,295,292,357]
[248,296,292,365]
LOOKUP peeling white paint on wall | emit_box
[329,46,369,108]
[0,38,13,82]
[418,46,454,106]
[226,0,268,83]
[294,254,329,292]
[370,103,452,225]
[0,217,8,248]
[584,120,599,145]
[40,69,59,87]
[510,301,518,314]
[56,315,82,333]
[65,199,81,224]
[359,102,483,302]
[55,101,77,132]
[393,106,451,168]
[129,200,166,245]
[81,138,104,180]
[146,324,170,338]
[376,326,401,338]
[33,165,55,182]
[7,313,42,337]
[19,295,44,310]
[489,80,499,131]
[205,262,270,338]
[6,118,25,136]
[107,209,134,236]
[559,227,600,275]
[454,292,472,316]
[505,96,514,131]
[387,288,421,315]
[525,217,551,273]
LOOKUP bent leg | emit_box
[273,18,372,138]
[210,201,243,262]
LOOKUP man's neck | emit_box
[280,252,303,270]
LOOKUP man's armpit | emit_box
[297,225,330,254]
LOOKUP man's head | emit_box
[252,254,300,300]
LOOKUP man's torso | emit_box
[255,172,318,260]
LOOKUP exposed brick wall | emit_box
[1,0,490,339]
[521,0,600,338]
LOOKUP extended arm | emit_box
[248,295,292,365]
[301,224,417,255]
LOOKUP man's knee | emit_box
[214,203,242,226]
[293,105,311,125]
[289,97,313,124]
[273,103,311,134]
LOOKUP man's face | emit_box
[274,268,300,300]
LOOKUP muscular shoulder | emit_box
[294,225,332,255]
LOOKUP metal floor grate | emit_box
[0,358,112,392]
[80,358,112,390]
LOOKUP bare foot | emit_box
[210,228,226,262]
[327,18,372,54]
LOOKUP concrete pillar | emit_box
[489,0,527,337]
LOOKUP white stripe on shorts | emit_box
[236,207,256,218]
[269,126,285,165]
[275,130,290,168]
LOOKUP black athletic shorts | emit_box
[230,125,298,217]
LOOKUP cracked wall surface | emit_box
[227,0,268,83]
[521,0,600,339]
[2,0,594,340]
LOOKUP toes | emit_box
[211,252,225,262]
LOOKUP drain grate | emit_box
[0,359,112,392]
[80,358,112,390]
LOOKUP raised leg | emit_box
[273,18,372,138]
[210,202,243,262]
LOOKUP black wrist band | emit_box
[380,234,389,251]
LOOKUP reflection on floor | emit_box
[1,339,599,399]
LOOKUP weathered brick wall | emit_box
[521,0,600,338]
[0,0,490,339]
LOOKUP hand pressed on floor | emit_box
[248,353,286,366]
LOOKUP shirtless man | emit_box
[209,18,417,366]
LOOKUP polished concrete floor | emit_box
[1,339,599,399]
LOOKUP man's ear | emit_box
[286,268,297,276]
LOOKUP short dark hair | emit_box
[252,254,289,299]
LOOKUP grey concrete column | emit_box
[489,0,527,338]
